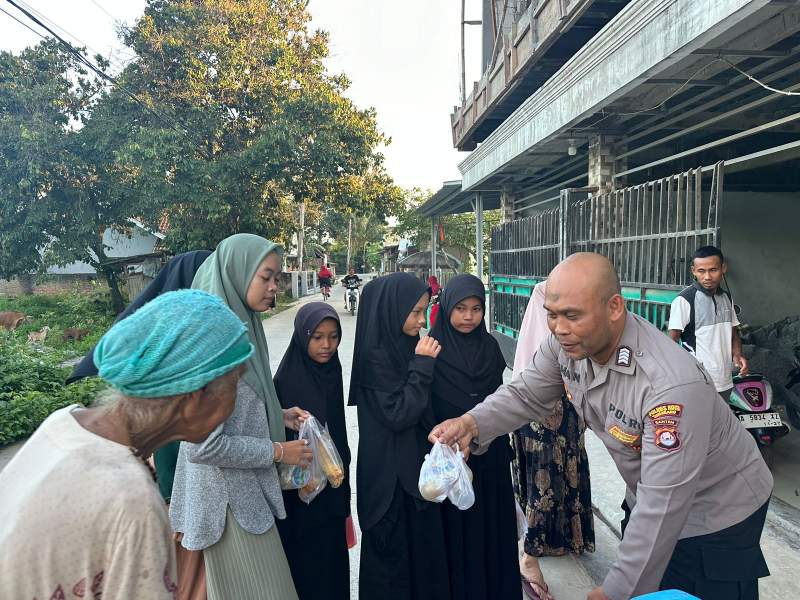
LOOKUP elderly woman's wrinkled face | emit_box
[182,365,245,442]
[246,252,282,312]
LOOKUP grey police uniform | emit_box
[469,312,772,600]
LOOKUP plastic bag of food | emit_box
[278,462,310,490]
[298,459,327,504]
[298,422,328,504]
[418,441,459,502]
[305,416,345,488]
[446,449,475,510]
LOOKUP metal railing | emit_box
[489,163,724,337]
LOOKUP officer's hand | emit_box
[415,336,441,359]
[734,354,750,377]
[429,414,478,450]
[586,586,610,600]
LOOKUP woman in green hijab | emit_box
[170,234,312,600]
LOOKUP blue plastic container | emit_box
[633,591,700,600]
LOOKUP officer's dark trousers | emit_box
[659,500,770,600]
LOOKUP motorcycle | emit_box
[727,374,790,467]
[345,283,360,315]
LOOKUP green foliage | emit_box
[0,40,103,280]
[0,332,106,446]
[107,0,388,252]
[393,189,502,274]
[1,2,391,312]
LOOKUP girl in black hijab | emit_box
[273,302,351,600]
[348,272,450,600]
[66,249,212,501]
[428,273,519,600]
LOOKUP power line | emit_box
[4,0,189,138]
[87,0,123,27]
[721,57,800,97]
[0,4,45,39]
[13,0,129,73]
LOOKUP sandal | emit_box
[521,577,554,600]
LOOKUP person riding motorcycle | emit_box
[342,268,362,309]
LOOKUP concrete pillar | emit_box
[588,135,626,193]
[500,188,514,223]
[474,193,484,281]
[430,216,438,278]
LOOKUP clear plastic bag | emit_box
[418,441,459,502]
[298,451,327,504]
[446,449,475,510]
[304,416,345,488]
[278,462,310,490]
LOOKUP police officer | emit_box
[431,253,772,600]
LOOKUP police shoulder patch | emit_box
[616,346,632,367]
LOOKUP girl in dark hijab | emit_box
[348,272,450,600]
[273,303,351,600]
[66,250,212,501]
[428,273,520,600]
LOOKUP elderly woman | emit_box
[0,289,253,599]
[170,234,312,600]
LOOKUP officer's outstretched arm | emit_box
[601,381,713,600]
[467,335,564,453]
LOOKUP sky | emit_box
[0,0,486,192]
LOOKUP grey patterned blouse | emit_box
[169,380,286,551]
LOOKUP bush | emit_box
[0,378,105,445]
[0,307,109,446]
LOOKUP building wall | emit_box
[0,275,100,296]
[722,191,800,327]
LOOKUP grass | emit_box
[0,288,116,362]
[0,291,115,445]
[261,291,298,320]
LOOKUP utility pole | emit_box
[297,200,306,272]
[460,1,482,105]
[346,217,353,270]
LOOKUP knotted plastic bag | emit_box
[418,441,459,502]
[446,448,475,510]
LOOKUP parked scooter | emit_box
[727,374,790,467]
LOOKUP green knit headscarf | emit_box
[191,234,285,443]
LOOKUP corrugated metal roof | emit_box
[417,180,502,217]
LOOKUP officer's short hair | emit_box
[693,246,724,265]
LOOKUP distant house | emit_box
[47,218,165,277]
[0,219,166,297]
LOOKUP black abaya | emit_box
[428,274,520,600]
[349,273,451,600]
[273,303,350,600]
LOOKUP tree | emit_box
[0,40,100,284]
[107,0,388,252]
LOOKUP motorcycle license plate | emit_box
[738,412,782,429]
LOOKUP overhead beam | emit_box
[616,109,800,178]
[647,78,724,87]
[618,74,800,161]
[692,47,788,57]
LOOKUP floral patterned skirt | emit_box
[511,397,595,557]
